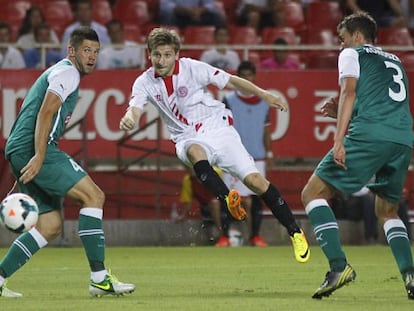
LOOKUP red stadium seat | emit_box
[377,27,413,46]
[260,27,298,60]
[113,0,152,26]
[183,26,215,44]
[400,53,414,71]
[283,1,305,32]
[0,1,32,26]
[181,26,215,59]
[92,0,113,25]
[306,52,338,69]
[43,0,73,38]
[123,24,143,42]
[229,26,258,44]
[306,2,343,32]
[304,28,338,45]
[302,28,338,66]
[261,27,297,45]
[216,0,239,25]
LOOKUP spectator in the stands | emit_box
[0,22,25,69]
[237,0,284,32]
[200,27,240,71]
[159,0,225,28]
[23,23,61,69]
[260,38,300,70]
[16,5,60,50]
[344,0,406,27]
[97,19,144,69]
[61,0,110,56]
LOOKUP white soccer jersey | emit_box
[128,57,232,142]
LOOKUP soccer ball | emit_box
[228,228,243,247]
[0,193,39,233]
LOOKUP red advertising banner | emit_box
[0,69,412,159]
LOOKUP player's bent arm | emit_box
[35,92,62,160]
[226,75,288,111]
[335,77,357,143]
[20,92,62,184]
[120,106,141,131]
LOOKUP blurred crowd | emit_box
[1,0,414,70]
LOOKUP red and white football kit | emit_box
[128,57,259,181]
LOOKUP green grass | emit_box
[0,246,413,310]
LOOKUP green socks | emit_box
[306,199,347,272]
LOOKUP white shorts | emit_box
[222,160,266,196]
[175,125,259,181]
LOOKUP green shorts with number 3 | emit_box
[7,147,87,214]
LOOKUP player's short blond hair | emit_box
[147,27,181,53]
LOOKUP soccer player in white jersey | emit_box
[119,27,310,263]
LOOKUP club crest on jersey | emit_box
[177,86,188,97]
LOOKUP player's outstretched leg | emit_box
[0,281,22,298]
[89,270,135,297]
[225,189,246,221]
[260,183,310,263]
[312,264,356,299]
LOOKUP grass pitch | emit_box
[0,246,413,311]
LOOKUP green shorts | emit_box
[8,148,87,214]
[316,137,412,203]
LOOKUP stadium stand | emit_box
[282,0,306,36]
[181,25,215,59]
[306,1,343,32]
[91,0,113,25]
[260,26,298,61]
[42,0,73,38]
[113,0,151,27]
[228,26,258,44]
[377,27,413,46]
[0,0,32,40]
[261,26,297,45]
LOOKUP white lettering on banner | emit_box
[94,89,126,140]
[1,86,289,142]
[268,89,289,140]
[2,88,26,139]
[313,90,338,141]
[64,89,96,140]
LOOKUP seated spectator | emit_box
[237,0,284,32]
[200,27,240,71]
[23,23,61,69]
[345,0,406,27]
[159,0,225,28]
[0,22,25,69]
[61,0,110,56]
[16,5,60,50]
[260,38,300,70]
[97,19,144,69]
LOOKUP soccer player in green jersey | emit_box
[302,12,414,300]
[0,27,135,298]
